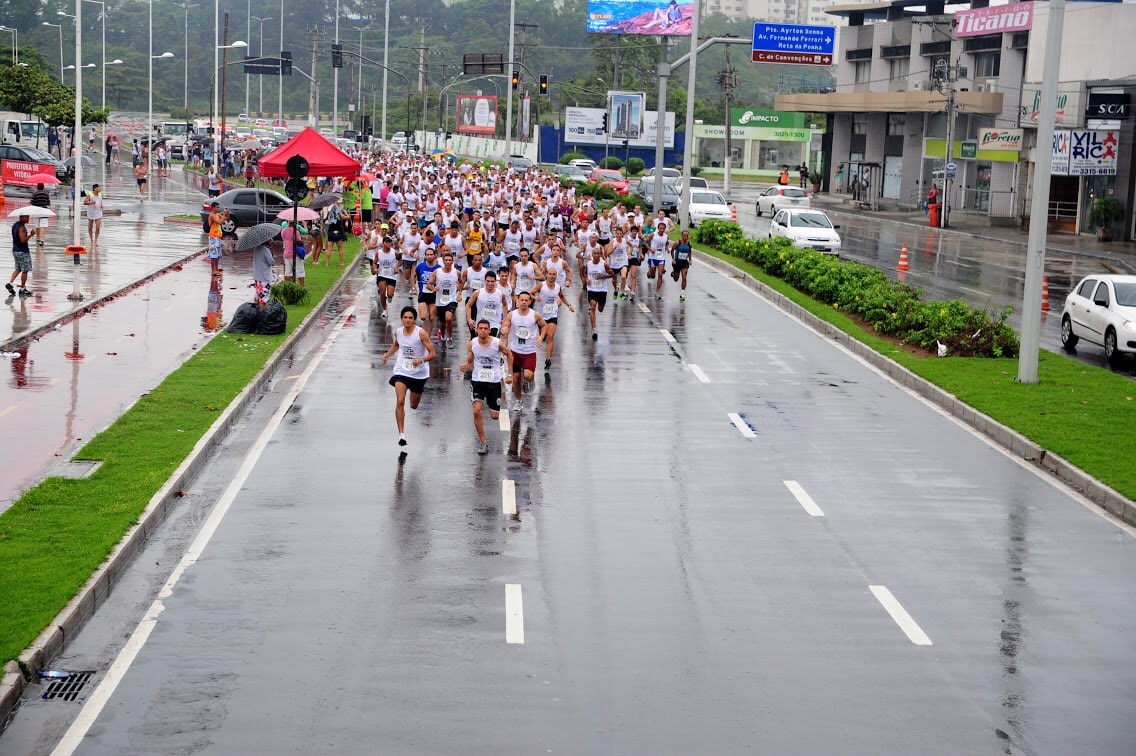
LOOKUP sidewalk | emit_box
[806,192,1136,269]
[2,161,207,350]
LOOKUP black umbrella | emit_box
[63,155,96,168]
[308,193,340,210]
[235,222,283,251]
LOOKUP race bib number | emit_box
[611,252,627,268]
[541,302,557,317]
[475,368,494,382]
[399,357,418,372]
[516,326,531,343]
[471,278,484,290]
[439,285,454,305]
[380,262,394,276]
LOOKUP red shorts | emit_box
[511,351,537,374]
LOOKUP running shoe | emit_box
[591,330,598,341]
[18,289,31,297]
[544,357,551,370]
[398,434,407,447]
[477,441,489,455]
[4,283,14,296]
[680,294,686,301]
[380,309,387,318]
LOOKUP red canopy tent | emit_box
[256,127,361,178]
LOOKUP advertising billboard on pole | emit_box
[587,0,693,36]
[456,95,498,136]
[565,107,675,148]
[609,91,645,140]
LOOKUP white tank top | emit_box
[503,230,523,255]
[375,248,398,278]
[609,241,628,269]
[434,268,460,306]
[465,266,487,292]
[535,284,561,320]
[514,262,538,294]
[587,259,609,292]
[474,289,506,327]
[545,258,569,286]
[401,233,423,261]
[393,327,430,379]
[470,337,504,383]
[508,309,539,355]
[443,233,464,258]
[649,232,668,260]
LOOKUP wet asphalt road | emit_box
[7,261,1136,755]
[725,184,1136,377]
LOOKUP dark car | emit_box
[0,144,72,181]
[635,178,680,213]
[199,188,295,234]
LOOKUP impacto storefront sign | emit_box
[955,2,1033,38]
[730,108,805,129]
[978,128,1023,152]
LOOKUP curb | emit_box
[0,253,364,727]
[696,251,1136,525]
[1,246,206,354]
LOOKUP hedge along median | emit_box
[0,240,362,666]
[690,220,1136,504]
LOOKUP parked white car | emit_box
[687,190,732,226]
[768,209,842,255]
[755,185,810,216]
[569,158,598,173]
[1060,274,1136,366]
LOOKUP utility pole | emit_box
[515,21,537,142]
[719,45,738,197]
[410,19,428,93]
[309,27,320,127]
[504,0,516,158]
[935,55,962,229]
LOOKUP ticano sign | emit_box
[955,2,1033,38]
[978,128,1023,152]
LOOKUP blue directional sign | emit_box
[752,23,836,66]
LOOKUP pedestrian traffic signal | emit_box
[511,69,520,91]
[331,43,343,68]
[539,74,548,95]
[601,112,608,133]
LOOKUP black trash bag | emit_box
[256,300,287,335]
[227,301,262,334]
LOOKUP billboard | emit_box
[564,107,675,149]
[955,2,1033,38]
[587,0,693,36]
[609,91,645,140]
[1052,129,1119,176]
[0,159,57,187]
[456,95,498,136]
[977,128,1023,152]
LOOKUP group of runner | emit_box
[352,150,695,454]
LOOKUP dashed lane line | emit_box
[686,363,710,383]
[727,412,756,438]
[502,479,517,515]
[784,480,825,517]
[869,585,933,646]
[505,584,525,644]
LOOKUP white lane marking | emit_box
[50,289,367,756]
[637,302,651,314]
[727,412,756,439]
[698,258,1136,538]
[0,404,17,418]
[784,480,824,517]
[502,479,517,515]
[498,408,510,430]
[660,329,677,345]
[869,585,933,646]
[686,363,711,383]
[505,584,525,644]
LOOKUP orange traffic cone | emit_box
[1042,276,1050,311]
[897,243,910,272]
[730,204,738,223]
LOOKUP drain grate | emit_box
[41,672,95,701]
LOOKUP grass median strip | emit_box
[693,240,1136,502]
[0,243,362,665]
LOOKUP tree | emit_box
[0,63,55,114]
[34,86,108,128]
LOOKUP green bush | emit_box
[692,220,1019,358]
[599,156,623,170]
[270,281,309,306]
[626,157,645,175]
[579,181,616,201]
[559,151,587,165]
[690,165,702,177]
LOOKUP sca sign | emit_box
[1087,92,1130,120]
[978,128,1023,152]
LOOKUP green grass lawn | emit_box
[696,244,1136,501]
[0,241,361,665]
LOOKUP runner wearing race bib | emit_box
[585,245,614,341]
[608,228,630,300]
[458,321,513,455]
[670,228,693,300]
[534,268,575,370]
[465,270,509,338]
[512,247,542,296]
[372,236,400,318]
[502,221,524,265]
[464,254,487,293]
[500,291,549,413]
[380,306,437,451]
[427,252,463,346]
[647,222,670,299]
[414,247,441,339]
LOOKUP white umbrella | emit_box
[7,206,57,219]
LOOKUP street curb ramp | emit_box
[0,253,364,729]
[696,252,1136,526]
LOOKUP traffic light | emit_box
[280,51,292,76]
[601,112,608,133]
[539,74,548,95]
[511,69,520,91]
[331,43,343,68]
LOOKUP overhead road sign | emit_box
[751,23,835,66]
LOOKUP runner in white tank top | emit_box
[380,306,437,450]
[585,245,614,340]
[458,321,513,454]
[500,291,549,412]
[534,268,575,370]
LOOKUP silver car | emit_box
[1061,274,1136,366]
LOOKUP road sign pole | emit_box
[679,0,702,232]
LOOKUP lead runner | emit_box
[458,319,513,455]
[380,306,437,450]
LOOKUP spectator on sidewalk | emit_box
[798,164,809,189]
[84,183,104,246]
[29,183,51,247]
[252,242,274,309]
[207,201,225,275]
[207,165,222,198]
[6,212,32,298]
[778,166,790,186]
[281,220,307,287]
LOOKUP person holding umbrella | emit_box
[6,211,33,297]
[236,223,283,309]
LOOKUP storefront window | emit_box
[758,140,806,170]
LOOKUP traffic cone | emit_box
[897,243,910,272]
[730,204,737,223]
[1042,276,1050,312]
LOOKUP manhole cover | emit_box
[41,671,95,702]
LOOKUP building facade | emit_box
[774,0,1136,239]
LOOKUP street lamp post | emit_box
[381,0,389,140]
[43,22,65,83]
[149,0,176,201]
[0,25,18,65]
[174,2,197,113]
[332,0,340,136]
[353,23,368,131]
[211,40,247,171]
[253,16,273,116]
[278,0,284,124]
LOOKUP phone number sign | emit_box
[752,22,835,66]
